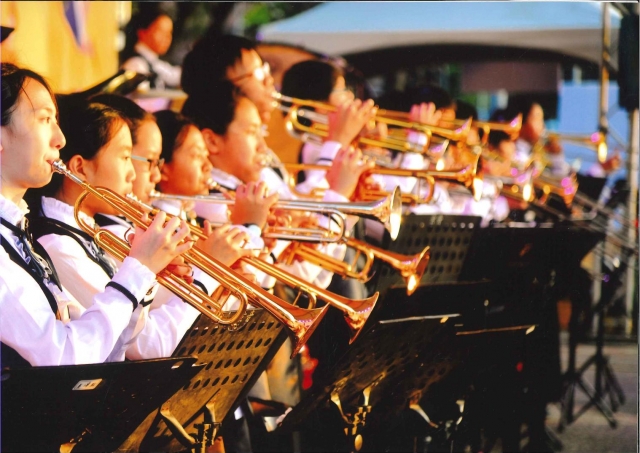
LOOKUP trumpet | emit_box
[132,192,381,344]
[150,188,403,241]
[542,131,608,164]
[533,172,579,208]
[281,160,484,204]
[484,166,536,204]
[280,236,430,296]
[52,161,328,358]
[445,115,523,144]
[272,92,471,155]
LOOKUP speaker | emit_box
[618,13,639,111]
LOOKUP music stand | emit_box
[369,214,481,295]
[557,249,630,431]
[1,357,201,453]
[280,277,494,452]
[117,308,288,452]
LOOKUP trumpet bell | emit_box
[287,304,330,358]
[404,246,431,296]
[387,186,403,240]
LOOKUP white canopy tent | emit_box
[259,2,621,65]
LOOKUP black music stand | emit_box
[117,308,288,452]
[281,282,491,452]
[458,223,604,451]
[1,357,201,453]
[368,214,481,295]
[557,250,630,431]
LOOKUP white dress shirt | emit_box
[0,195,156,366]
[36,197,200,361]
[121,42,182,90]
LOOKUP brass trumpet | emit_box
[150,188,403,241]
[52,161,328,357]
[272,92,470,155]
[543,131,608,164]
[131,192,381,344]
[280,236,430,296]
[281,161,484,204]
[533,172,579,208]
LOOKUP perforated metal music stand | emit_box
[369,214,481,295]
[117,309,288,452]
[280,276,495,452]
[1,357,201,453]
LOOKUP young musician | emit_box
[23,96,204,361]
[0,62,191,366]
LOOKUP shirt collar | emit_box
[41,196,96,230]
[0,195,31,256]
[209,167,243,190]
[135,42,159,63]
[0,194,29,227]
[152,198,184,217]
[0,195,29,225]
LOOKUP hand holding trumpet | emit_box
[230,181,279,229]
[326,146,376,199]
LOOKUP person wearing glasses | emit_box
[23,95,229,362]
[181,34,374,169]
[1,62,193,367]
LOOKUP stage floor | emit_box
[546,332,637,453]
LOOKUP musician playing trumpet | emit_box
[0,63,193,367]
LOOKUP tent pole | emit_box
[592,3,611,335]
[624,109,638,336]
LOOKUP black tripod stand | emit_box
[557,254,628,431]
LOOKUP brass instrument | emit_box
[238,256,379,343]
[281,161,484,204]
[280,236,430,296]
[272,92,471,155]
[485,166,536,204]
[543,131,608,164]
[150,188,403,241]
[131,192,382,343]
[533,173,579,208]
[447,115,523,144]
[52,161,328,358]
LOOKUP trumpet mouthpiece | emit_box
[51,160,67,173]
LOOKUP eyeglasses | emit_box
[131,155,165,171]
[230,62,271,83]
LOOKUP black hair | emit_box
[408,85,454,111]
[487,108,511,148]
[120,3,174,64]
[281,60,343,102]
[1,62,57,126]
[505,97,539,124]
[154,110,195,163]
[89,93,155,146]
[181,80,242,136]
[181,34,256,96]
[375,89,413,112]
[26,98,127,205]
[455,99,478,121]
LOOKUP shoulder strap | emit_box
[29,217,116,278]
[0,236,60,316]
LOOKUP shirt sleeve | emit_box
[37,234,113,309]
[0,253,155,366]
